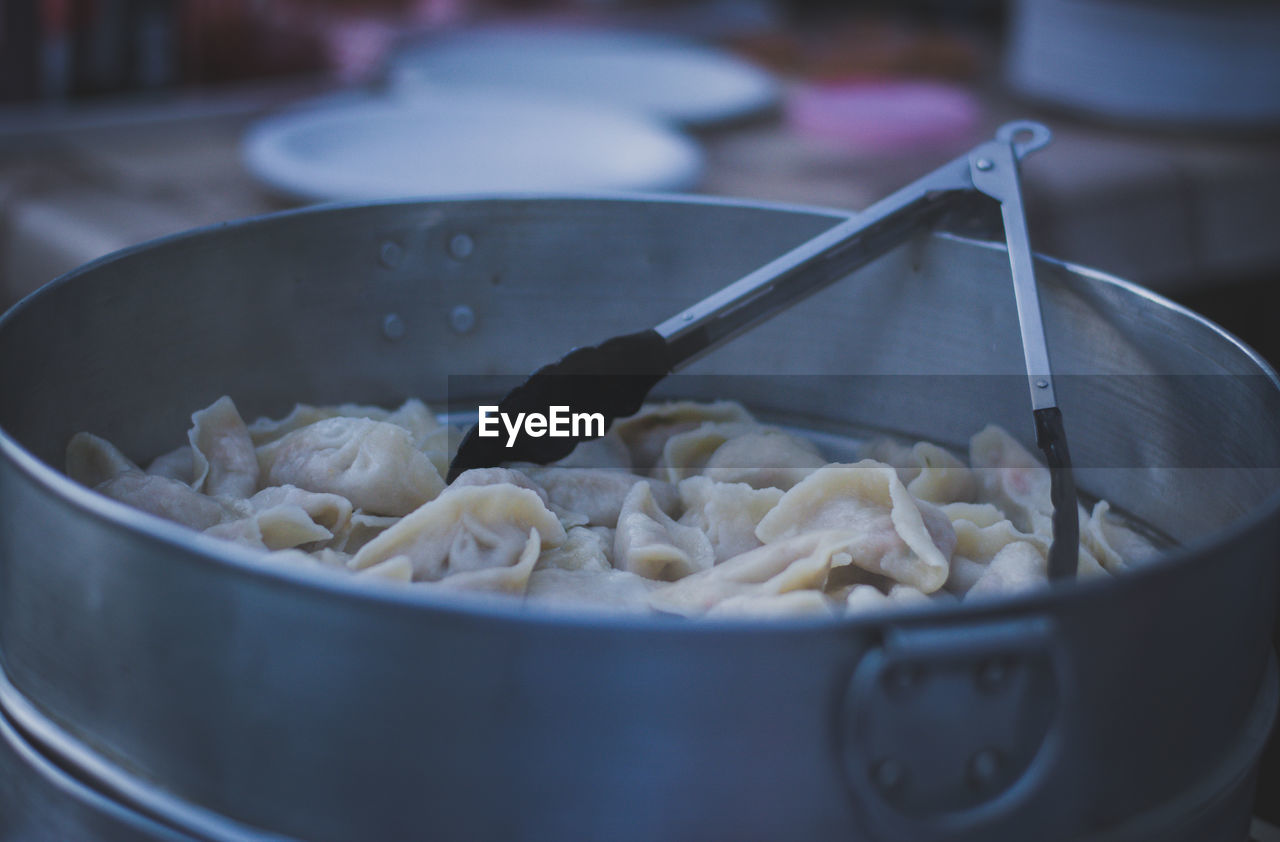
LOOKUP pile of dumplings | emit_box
[65,397,1158,618]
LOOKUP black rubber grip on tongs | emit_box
[447,329,672,482]
[1034,406,1079,581]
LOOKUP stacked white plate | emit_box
[242,89,704,203]
[388,26,780,128]
[243,26,780,203]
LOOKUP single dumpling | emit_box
[189,396,259,499]
[655,422,758,483]
[93,471,238,531]
[612,400,755,470]
[945,500,1028,568]
[1081,500,1160,573]
[66,432,140,488]
[238,485,353,535]
[330,510,400,555]
[349,484,565,586]
[656,422,825,490]
[864,439,976,504]
[536,525,612,573]
[449,467,549,503]
[677,475,782,563]
[969,425,1053,535]
[526,566,663,613]
[247,401,398,446]
[257,416,445,516]
[940,502,1032,595]
[146,446,195,484]
[614,481,715,581]
[649,530,856,617]
[204,485,354,551]
[256,485,353,545]
[516,465,678,529]
[428,528,544,594]
[942,502,1027,558]
[249,398,457,478]
[965,541,1048,600]
[701,428,827,491]
[385,399,459,478]
[382,398,441,448]
[754,461,956,593]
[205,505,330,550]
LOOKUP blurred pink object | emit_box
[324,18,398,84]
[290,0,471,86]
[786,80,980,153]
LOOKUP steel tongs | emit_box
[448,120,1079,580]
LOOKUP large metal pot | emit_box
[0,196,1277,841]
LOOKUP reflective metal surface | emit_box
[0,702,194,842]
[0,197,1277,841]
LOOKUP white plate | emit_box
[388,26,780,127]
[241,90,703,202]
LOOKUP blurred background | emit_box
[2,0,1279,344]
[0,0,1278,834]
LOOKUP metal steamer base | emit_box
[0,650,1275,842]
[1,197,1278,842]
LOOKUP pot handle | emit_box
[838,614,1075,842]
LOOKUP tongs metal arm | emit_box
[969,121,1078,581]
[655,156,978,369]
[969,123,1056,412]
[655,123,1058,375]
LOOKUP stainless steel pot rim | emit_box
[2,193,1278,632]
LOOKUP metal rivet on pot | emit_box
[975,158,994,172]
[967,748,1003,792]
[449,233,474,260]
[682,311,694,322]
[1035,378,1049,389]
[449,305,476,334]
[379,241,403,269]
[382,313,405,340]
[872,758,907,798]
[976,658,1009,692]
